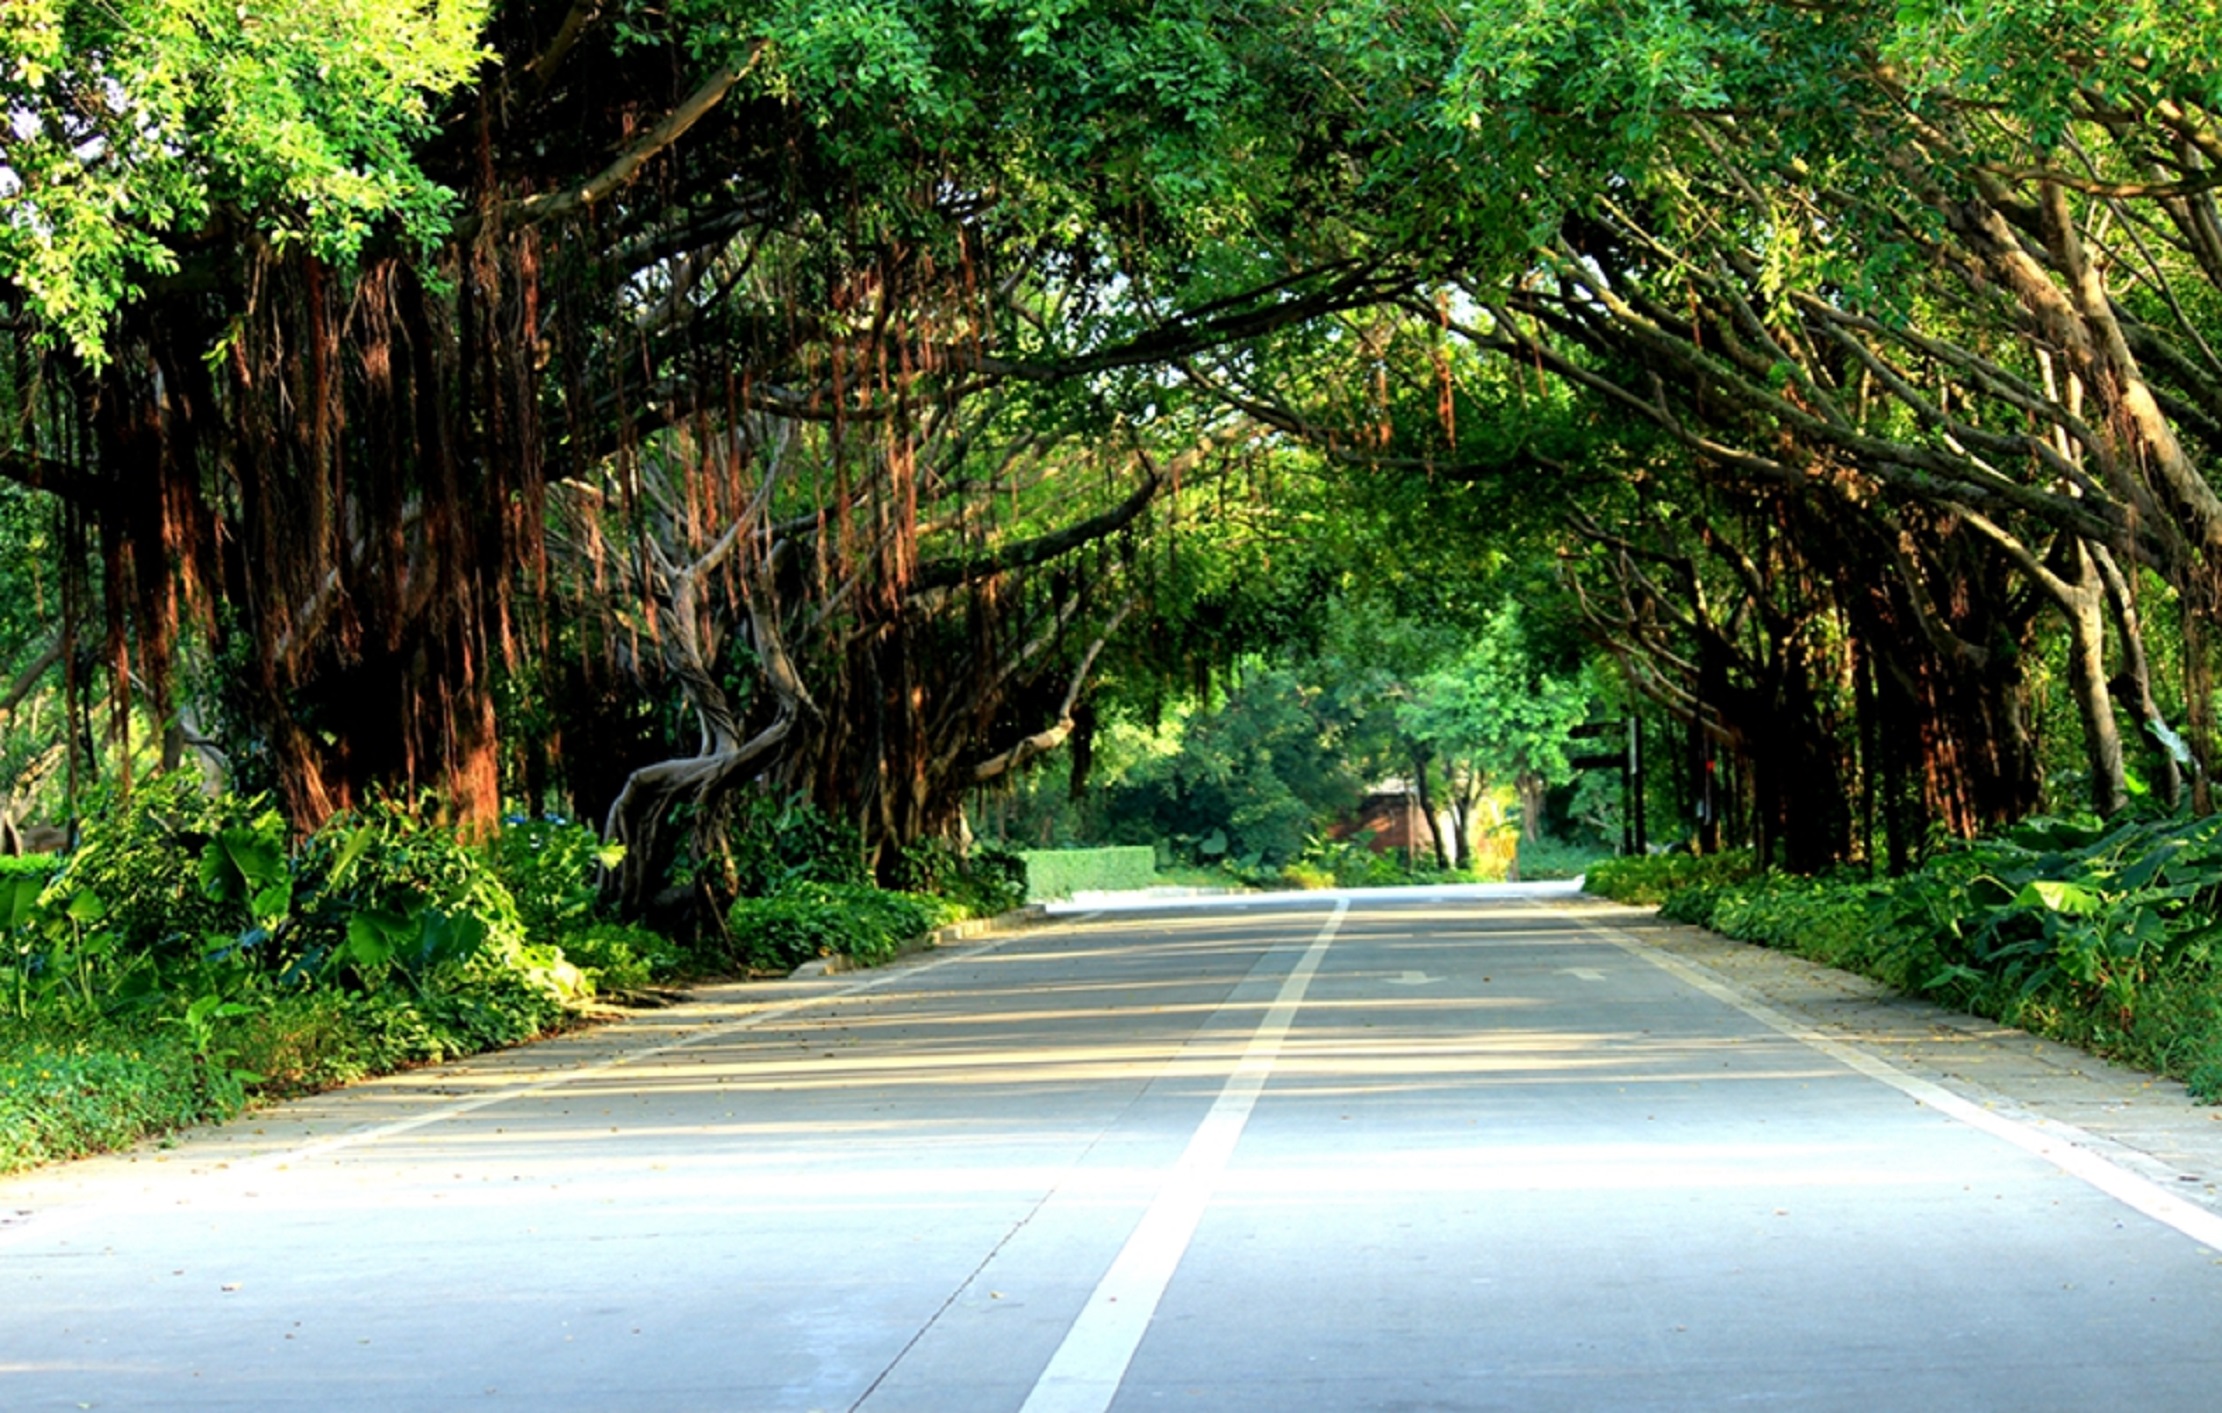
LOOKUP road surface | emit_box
[5,885,2221,1410]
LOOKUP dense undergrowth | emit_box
[0,782,1025,1173]
[1587,815,2222,1098]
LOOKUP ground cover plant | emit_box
[1593,818,2222,1098]
[0,784,666,1173]
[724,838,1026,973]
[0,779,1038,1171]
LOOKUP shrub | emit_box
[555,919,674,991]
[50,773,271,964]
[0,790,604,1174]
[486,818,617,945]
[1516,835,1612,881]
[897,837,1027,918]
[725,882,937,972]
[1018,846,1158,900]
[1585,849,1756,906]
[1623,814,2222,1099]
[1296,835,1408,888]
[725,794,867,898]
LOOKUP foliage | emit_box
[49,773,268,966]
[0,0,490,360]
[485,819,674,988]
[1515,835,1613,882]
[546,921,674,993]
[1094,667,1367,871]
[486,819,624,946]
[1628,814,2222,1098]
[895,838,1027,919]
[1398,606,1592,816]
[0,1028,224,1172]
[1018,846,1160,901]
[1584,850,1758,907]
[1292,836,1409,889]
[724,882,939,973]
[0,785,641,1173]
[0,782,587,1051]
[723,794,869,899]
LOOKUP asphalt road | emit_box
[6,886,2222,1410]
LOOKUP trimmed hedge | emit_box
[1017,846,1158,900]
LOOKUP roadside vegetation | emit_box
[0,781,1024,1173]
[1590,816,2222,1098]
[11,0,2222,1157]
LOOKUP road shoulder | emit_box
[1553,894,2222,1218]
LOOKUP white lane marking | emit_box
[1018,900,1349,1413]
[1561,967,1607,981]
[1386,970,1439,986]
[0,921,1052,1249]
[1572,914,2222,1253]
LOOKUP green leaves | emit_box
[343,905,488,995]
[1399,604,1594,788]
[2010,878,2102,917]
[199,824,293,932]
[1,0,490,360]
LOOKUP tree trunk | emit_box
[2094,545,2183,810]
[2060,545,2129,817]
[1411,743,1449,870]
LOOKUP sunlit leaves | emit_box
[0,0,489,361]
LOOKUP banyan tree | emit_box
[0,0,1405,895]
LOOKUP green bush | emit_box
[725,794,867,898]
[555,919,674,991]
[1295,835,1409,888]
[486,818,617,944]
[725,882,938,972]
[1019,846,1158,900]
[897,837,1027,918]
[0,854,58,881]
[1626,815,2222,1099]
[281,797,586,1005]
[51,773,270,964]
[0,790,616,1174]
[1585,850,1756,906]
[1516,835,1612,881]
[486,820,679,988]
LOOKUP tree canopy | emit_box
[5,0,2222,912]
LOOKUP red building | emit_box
[1329,783,1430,861]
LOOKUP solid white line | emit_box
[1574,914,2222,1253]
[1018,900,1349,1413]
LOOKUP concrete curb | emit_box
[788,903,1050,978]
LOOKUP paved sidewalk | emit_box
[1557,894,2222,1217]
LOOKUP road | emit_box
[6,886,2222,1410]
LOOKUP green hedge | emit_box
[1018,846,1158,900]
